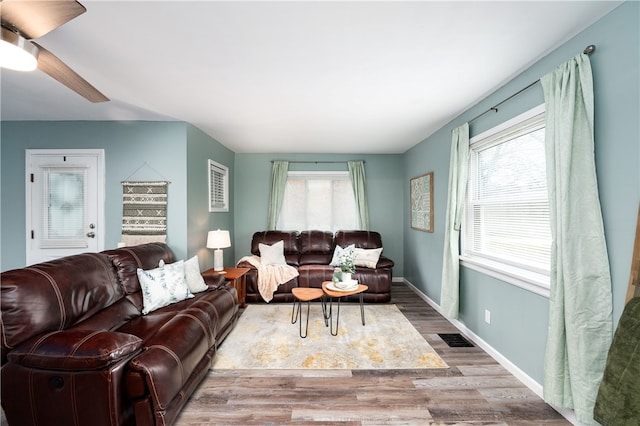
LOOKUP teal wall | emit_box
[234,153,404,274]
[186,124,236,268]
[0,121,232,271]
[403,1,639,383]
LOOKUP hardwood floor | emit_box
[175,283,570,425]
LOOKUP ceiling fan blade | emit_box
[0,0,86,39]
[34,43,109,103]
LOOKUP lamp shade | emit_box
[207,230,231,249]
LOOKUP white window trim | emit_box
[470,104,545,146]
[208,159,229,212]
[461,104,550,298]
[459,256,550,298]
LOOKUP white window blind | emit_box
[463,107,551,280]
[277,171,358,231]
[40,166,88,248]
[208,160,229,212]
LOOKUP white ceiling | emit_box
[0,1,622,154]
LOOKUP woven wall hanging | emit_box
[121,180,168,246]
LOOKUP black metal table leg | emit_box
[291,298,299,324]
[321,295,329,327]
[299,300,312,338]
[329,297,342,336]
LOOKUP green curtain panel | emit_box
[348,161,370,231]
[541,53,613,424]
[440,123,469,319]
[266,160,289,230]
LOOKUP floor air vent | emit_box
[438,333,474,347]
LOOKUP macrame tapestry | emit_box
[121,181,168,246]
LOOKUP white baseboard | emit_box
[401,279,581,426]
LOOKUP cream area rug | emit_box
[212,304,448,370]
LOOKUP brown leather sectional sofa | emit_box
[239,230,394,303]
[1,243,239,426]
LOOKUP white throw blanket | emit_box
[237,255,299,303]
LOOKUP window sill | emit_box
[459,256,550,298]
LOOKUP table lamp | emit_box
[207,229,231,272]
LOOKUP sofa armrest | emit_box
[126,313,211,409]
[202,272,226,289]
[7,330,143,371]
[376,256,395,269]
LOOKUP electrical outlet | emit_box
[484,309,491,324]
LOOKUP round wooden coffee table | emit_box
[322,281,368,336]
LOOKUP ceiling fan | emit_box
[0,0,108,103]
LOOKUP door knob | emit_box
[86,232,96,238]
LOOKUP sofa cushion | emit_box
[137,261,194,315]
[8,330,142,371]
[1,253,122,363]
[250,231,300,266]
[104,243,176,296]
[334,230,383,249]
[72,298,142,332]
[353,247,383,268]
[298,230,334,265]
[299,230,333,252]
[259,240,287,265]
[297,265,335,289]
[116,286,237,345]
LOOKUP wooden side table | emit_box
[203,267,250,308]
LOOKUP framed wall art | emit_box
[410,172,434,232]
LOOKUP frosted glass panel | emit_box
[40,167,88,248]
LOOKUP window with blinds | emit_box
[208,160,229,212]
[462,106,551,289]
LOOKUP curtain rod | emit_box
[270,160,364,164]
[468,44,596,124]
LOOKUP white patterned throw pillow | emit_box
[353,247,383,269]
[329,244,355,267]
[137,260,194,314]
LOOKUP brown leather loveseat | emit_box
[239,230,394,303]
[1,243,239,426]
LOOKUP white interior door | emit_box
[26,149,105,265]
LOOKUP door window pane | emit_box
[40,167,88,248]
